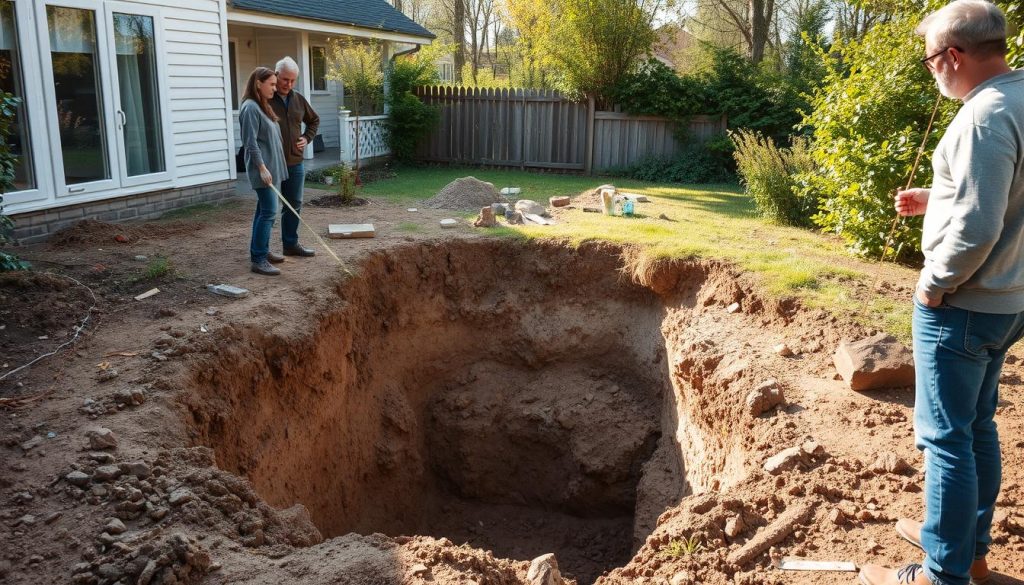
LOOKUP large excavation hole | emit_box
[189,241,690,583]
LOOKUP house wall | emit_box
[309,34,341,150]
[6,0,235,219]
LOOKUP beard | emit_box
[934,68,958,99]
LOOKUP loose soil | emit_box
[1,196,1023,585]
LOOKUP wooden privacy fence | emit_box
[413,86,727,173]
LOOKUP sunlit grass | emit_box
[363,166,918,339]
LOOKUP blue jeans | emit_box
[280,163,305,248]
[912,297,1024,585]
[249,185,278,263]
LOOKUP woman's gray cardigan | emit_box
[239,99,288,190]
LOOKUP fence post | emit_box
[339,109,352,163]
[585,95,596,175]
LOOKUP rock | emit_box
[113,388,145,407]
[526,553,563,585]
[671,572,692,585]
[96,562,121,581]
[801,440,824,457]
[86,428,118,451]
[827,508,847,526]
[148,507,169,521]
[89,452,116,464]
[122,461,152,479]
[491,202,508,216]
[97,368,120,383]
[473,206,496,228]
[66,471,91,487]
[515,199,546,216]
[439,218,458,229]
[725,515,746,538]
[94,465,122,482]
[864,540,882,553]
[505,209,525,225]
[409,563,430,577]
[774,343,794,357]
[44,512,62,525]
[745,379,784,417]
[20,435,44,451]
[871,452,911,475]
[833,333,915,391]
[168,488,194,507]
[549,196,571,207]
[763,447,804,475]
[16,514,36,526]
[105,518,127,535]
[726,302,741,314]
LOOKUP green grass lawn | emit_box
[364,165,918,340]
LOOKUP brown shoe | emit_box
[266,251,285,264]
[283,245,315,257]
[859,563,931,585]
[894,519,992,584]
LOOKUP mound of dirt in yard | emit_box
[424,177,506,211]
[50,219,201,246]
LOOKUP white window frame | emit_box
[104,1,175,188]
[35,0,121,198]
[3,0,54,206]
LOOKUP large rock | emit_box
[86,427,118,451]
[745,379,784,417]
[527,553,563,585]
[515,200,546,216]
[833,333,915,391]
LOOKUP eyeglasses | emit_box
[920,46,963,70]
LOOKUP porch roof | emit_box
[229,0,434,40]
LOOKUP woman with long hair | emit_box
[239,67,289,275]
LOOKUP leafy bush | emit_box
[0,92,29,271]
[385,58,440,162]
[797,17,959,259]
[617,141,734,184]
[732,129,816,227]
[609,58,708,122]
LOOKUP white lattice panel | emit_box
[345,115,390,161]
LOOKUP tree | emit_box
[688,0,777,63]
[503,0,558,88]
[546,0,663,103]
[326,39,384,186]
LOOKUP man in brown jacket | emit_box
[269,56,320,258]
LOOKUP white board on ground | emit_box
[440,219,458,228]
[777,558,857,572]
[328,224,376,239]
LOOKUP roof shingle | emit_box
[231,0,434,39]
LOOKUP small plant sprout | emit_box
[660,534,705,558]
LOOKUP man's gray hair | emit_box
[916,0,1009,56]
[275,56,300,75]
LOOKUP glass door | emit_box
[38,1,119,196]
[105,2,172,187]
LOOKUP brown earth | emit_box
[1,193,1023,585]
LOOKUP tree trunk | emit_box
[749,0,774,63]
[453,0,466,83]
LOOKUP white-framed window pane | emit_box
[47,5,110,185]
[310,46,326,91]
[112,12,164,176]
[0,0,34,191]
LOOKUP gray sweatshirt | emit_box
[919,69,1024,313]
[239,99,288,190]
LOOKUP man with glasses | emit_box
[859,2,1023,585]
[267,56,320,260]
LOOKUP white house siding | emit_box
[159,0,233,188]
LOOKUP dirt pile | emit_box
[424,177,507,211]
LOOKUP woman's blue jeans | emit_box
[912,297,1024,585]
[249,185,278,263]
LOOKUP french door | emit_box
[36,0,172,198]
